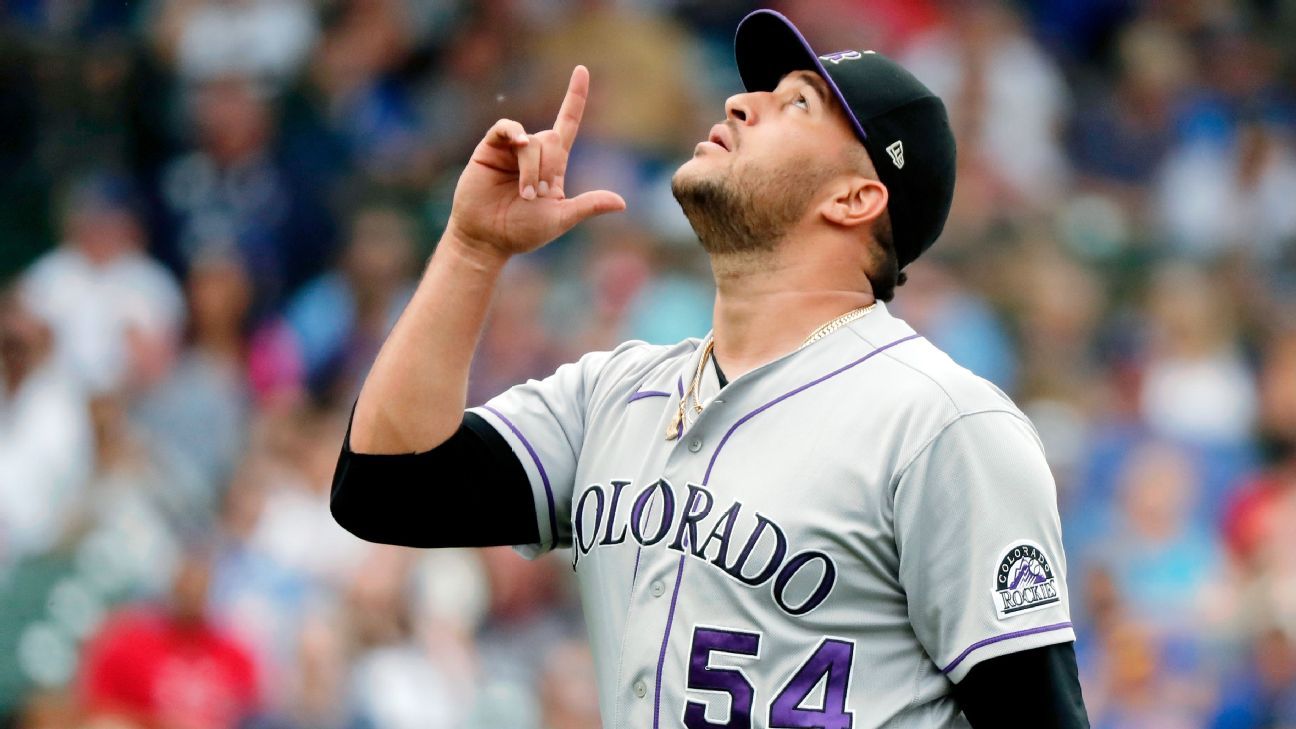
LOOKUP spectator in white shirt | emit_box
[21,172,185,395]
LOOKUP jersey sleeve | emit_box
[893,409,1076,683]
[468,345,629,559]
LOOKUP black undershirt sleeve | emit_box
[953,642,1090,728]
[329,411,540,548]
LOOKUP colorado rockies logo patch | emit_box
[993,541,1060,619]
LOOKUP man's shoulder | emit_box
[552,338,700,404]
[584,337,700,390]
[841,307,1024,430]
[848,329,1044,476]
[878,334,1021,417]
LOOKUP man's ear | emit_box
[821,177,888,231]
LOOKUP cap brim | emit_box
[734,9,868,143]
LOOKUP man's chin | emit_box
[671,159,720,200]
[674,151,726,181]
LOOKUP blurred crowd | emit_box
[1,0,1295,727]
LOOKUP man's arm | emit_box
[954,643,1090,728]
[349,65,625,455]
[893,409,1084,705]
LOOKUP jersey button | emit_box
[688,437,703,452]
[650,580,665,597]
[633,679,648,698]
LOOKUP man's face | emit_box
[672,70,863,255]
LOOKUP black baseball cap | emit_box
[734,9,956,269]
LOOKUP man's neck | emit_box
[709,245,875,381]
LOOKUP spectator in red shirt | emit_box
[1222,329,1296,567]
[78,548,259,729]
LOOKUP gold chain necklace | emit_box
[665,303,876,440]
[799,303,876,348]
[667,338,714,439]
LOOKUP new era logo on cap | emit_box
[886,140,904,169]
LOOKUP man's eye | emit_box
[794,94,809,110]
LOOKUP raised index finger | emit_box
[553,65,590,151]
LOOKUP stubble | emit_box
[671,156,834,256]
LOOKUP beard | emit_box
[671,156,831,256]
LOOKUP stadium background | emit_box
[1,0,1295,727]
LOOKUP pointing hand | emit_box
[447,65,627,260]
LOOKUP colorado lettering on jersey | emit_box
[570,479,837,616]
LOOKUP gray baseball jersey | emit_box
[470,300,1074,728]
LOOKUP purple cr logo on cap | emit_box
[819,50,865,64]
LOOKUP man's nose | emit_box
[724,91,767,125]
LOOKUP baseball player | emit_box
[332,9,1089,728]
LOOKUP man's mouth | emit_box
[706,124,733,152]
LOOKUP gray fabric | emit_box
[471,301,1074,728]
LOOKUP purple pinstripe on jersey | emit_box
[702,333,921,483]
[483,405,558,550]
[653,554,687,728]
[628,389,671,403]
[651,332,922,729]
[942,621,1073,675]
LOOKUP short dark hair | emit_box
[867,211,907,302]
